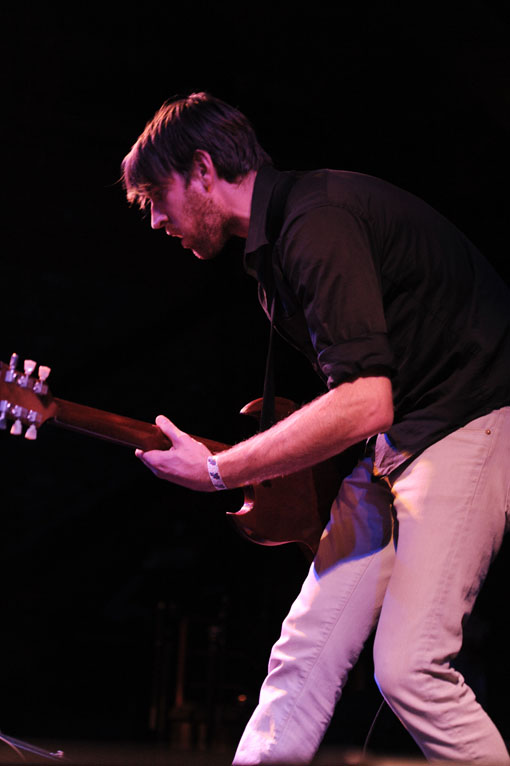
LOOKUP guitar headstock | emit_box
[0,353,57,440]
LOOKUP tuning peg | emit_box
[38,365,51,382]
[33,364,51,394]
[24,359,37,376]
[17,359,38,388]
[5,353,19,382]
[25,424,38,440]
[0,400,7,429]
[10,419,22,436]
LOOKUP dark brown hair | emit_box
[122,92,272,208]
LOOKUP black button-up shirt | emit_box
[245,166,510,474]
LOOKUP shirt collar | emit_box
[245,164,284,255]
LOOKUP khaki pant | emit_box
[234,409,510,764]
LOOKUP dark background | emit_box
[1,2,509,760]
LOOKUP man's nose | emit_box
[150,204,165,230]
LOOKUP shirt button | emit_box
[485,429,492,435]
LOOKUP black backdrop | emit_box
[1,2,509,759]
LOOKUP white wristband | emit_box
[207,456,228,491]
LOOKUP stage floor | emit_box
[0,738,436,766]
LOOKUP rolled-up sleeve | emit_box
[280,204,395,387]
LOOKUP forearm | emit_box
[216,376,393,487]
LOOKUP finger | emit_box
[135,448,152,464]
[155,414,184,442]
[134,447,165,478]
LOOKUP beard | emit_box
[181,187,235,260]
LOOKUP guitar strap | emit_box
[259,171,298,432]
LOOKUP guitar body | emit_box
[228,462,341,558]
[1,359,343,557]
[227,397,342,558]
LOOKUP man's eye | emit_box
[149,187,163,203]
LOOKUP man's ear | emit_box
[191,149,215,191]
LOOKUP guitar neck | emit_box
[51,398,228,453]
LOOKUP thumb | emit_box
[155,414,184,443]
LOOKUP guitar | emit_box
[0,354,342,558]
